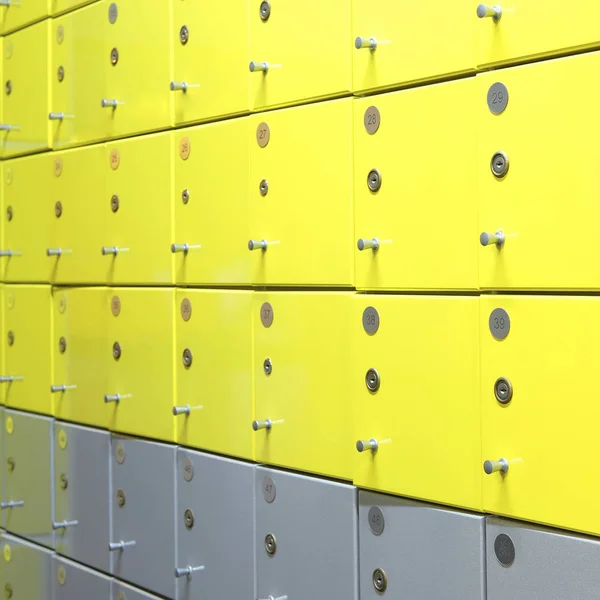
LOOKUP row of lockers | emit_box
[2,411,600,600]
[0,284,598,538]
[3,1,600,153]
[3,49,600,290]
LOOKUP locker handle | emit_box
[248,239,281,252]
[355,37,377,50]
[483,458,509,474]
[0,1,21,5]
[174,565,205,579]
[48,113,74,121]
[102,246,130,256]
[357,238,379,252]
[0,376,23,383]
[0,250,22,257]
[477,4,502,20]
[52,520,78,530]
[108,540,136,551]
[47,248,73,257]
[252,419,272,431]
[104,393,132,403]
[101,99,123,109]
[0,501,24,509]
[356,438,378,452]
[0,124,20,131]
[479,231,505,248]
[170,81,200,92]
[51,385,77,393]
[171,243,201,254]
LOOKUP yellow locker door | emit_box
[174,290,253,460]
[171,0,249,125]
[354,79,478,291]
[102,133,173,285]
[2,154,54,283]
[248,0,351,110]
[481,295,600,536]
[248,100,353,286]
[106,288,175,442]
[102,0,172,139]
[352,0,475,93]
[476,0,600,69]
[2,285,53,415]
[173,119,251,285]
[1,21,50,158]
[50,2,107,149]
[353,295,481,510]
[52,287,110,428]
[0,0,47,35]
[478,54,600,291]
[253,292,354,480]
[50,0,96,16]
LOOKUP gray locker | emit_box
[2,410,54,548]
[0,532,52,600]
[256,466,358,600]
[176,449,255,600]
[112,579,163,600]
[110,435,176,599]
[52,555,112,600]
[359,491,485,599]
[54,422,111,573]
[487,516,600,599]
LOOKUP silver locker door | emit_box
[112,579,163,600]
[110,435,176,599]
[3,410,54,548]
[176,449,255,600]
[256,466,358,600]
[54,422,111,573]
[359,490,485,599]
[52,555,112,600]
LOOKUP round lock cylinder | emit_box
[6,207,12,222]
[113,341,122,360]
[180,25,189,44]
[494,377,513,404]
[57,66,65,82]
[5,81,11,96]
[59,473,68,490]
[184,508,195,529]
[117,489,126,508]
[260,0,271,20]
[59,337,67,353]
[490,151,509,178]
[263,358,272,375]
[7,331,14,346]
[182,348,193,368]
[111,195,120,212]
[259,179,269,196]
[264,533,277,555]
[6,457,14,473]
[181,189,190,204]
[365,368,381,392]
[110,48,119,66]
[367,168,382,192]
[372,568,387,592]
[55,201,63,218]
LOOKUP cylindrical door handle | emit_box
[480,231,505,248]
[101,99,120,109]
[1,501,24,509]
[171,243,201,254]
[0,250,22,257]
[477,4,502,19]
[355,37,377,50]
[356,438,378,452]
[108,540,136,551]
[52,520,78,530]
[252,419,272,431]
[483,458,509,474]
[102,246,130,255]
[48,112,74,121]
[0,0,20,6]
[248,239,268,251]
[249,61,269,73]
[0,376,23,383]
[170,81,189,92]
[174,565,205,579]
[0,124,21,131]
[104,393,131,403]
[173,405,191,416]
[47,248,72,256]
[51,385,76,393]
[357,238,380,251]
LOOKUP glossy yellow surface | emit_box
[50,0,96,17]
[173,119,250,285]
[352,0,475,93]
[253,291,354,480]
[249,0,351,110]
[353,295,481,510]
[249,100,353,286]
[175,289,253,460]
[106,288,175,442]
[52,287,109,428]
[481,295,600,535]
[477,1,600,68]
[171,0,249,125]
[354,79,478,291]
[0,0,47,34]
[478,54,600,291]
[1,21,50,158]
[2,285,53,415]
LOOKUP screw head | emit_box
[112,341,122,360]
[263,357,272,375]
[184,508,195,529]
[365,367,381,392]
[264,533,277,555]
[259,179,269,196]
[59,337,67,353]
[367,168,382,192]
[491,151,509,178]
[57,66,65,82]
[4,81,11,96]
[117,488,126,508]
[494,377,513,404]
[7,331,14,346]
[6,206,13,221]
[372,568,387,592]
[182,348,193,368]
[179,25,189,44]
[59,473,68,490]
[111,194,120,212]
[181,189,190,204]
[260,1,271,20]
[55,201,63,218]
[110,47,119,65]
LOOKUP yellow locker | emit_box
[172,119,251,285]
[248,0,351,110]
[252,292,354,480]
[1,21,50,158]
[106,288,175,442]
[1,286,53,415]
[478,53,600,291]
[481,295,600,536]
[354,79,478,291]
[50,0,96,16]
[174,290,253,460]
[476,1,600,69]
[353,295,481,510]
[171,0,249,125]
[52,287,110,428]
[249,100,353,286]
[352,0,475,93]
[0,0,47,35]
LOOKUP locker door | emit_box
[112,580,162,600]
[52,556,111,600]
[0,0,48,36]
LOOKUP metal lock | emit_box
[5,81,11,96]
[59,337,67,353]
[57,66,65,82]
[494,377,513,404]
[7,331,14,346]
[181,189,190,204]
[367,168,382,192]
[6,457,15,473]
[59,473,68,490]
[4,583,12,599]
[490,151,509,178]
[263,358,272,375]
[113,341,122,360]
[117,488,126,508]
[6,206,12,222]
[111,194,120,212]
[264,533,277,555]
[260,0,271,20]
[110,48,119,66]
[55,201,63,218]
[184,508,195,529]
[259,179,269,196]
[180,25,189,45]
[365,368,380,392]
[372,568,387,593]
[182,348,193,368]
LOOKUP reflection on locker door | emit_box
[354,79,478,291]
[110,435,176,599]
[253,292,354,479]
[176,450,255,600]
[52,556,112,600]
[249,100,353,286]
[478,53,600,290]
[256,467,358,600]
[54,423,111,573]
[174,290,253,459]
[3,411,54,548]
[352,0,475,93]
[172,119,251,286]
[481,295,600,536]
[353,295,480,509]
[106,288,175,442]
[359,491,485,600]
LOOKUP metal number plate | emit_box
[111,296,121,317]
[263,476,276,503]
[489,308,510,340]
[54,159,63,178]
[115,442,125,464]
[260,302,274,327]
[364,106,380,134]
[182,455,194,482]
[362,306,380,335]
[108,2,118,23]
[110,149,120,170]
[181,298,192,322]
[494,533,515,566]
[368,506,385,535]
[179,137,191,160]
[487,82,509,115]
[256,122,270,148]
